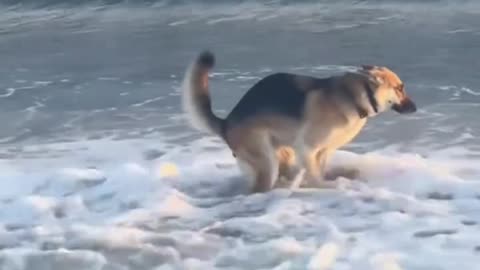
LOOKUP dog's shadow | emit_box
[176,163,363,199]
[275,165,362,189]
[325,166,361,182]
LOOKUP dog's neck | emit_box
[354,104,370,119]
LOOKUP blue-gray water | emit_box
[1,2,480,270]
[0,1,479,157]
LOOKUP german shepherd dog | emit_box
[182,51,416,193]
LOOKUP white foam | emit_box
[130,96,165,107]
[0,248,107,270]
[308,242,340,270]
[0,88,16,98]
[0,137,480,269]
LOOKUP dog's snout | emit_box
[392,97,416,114]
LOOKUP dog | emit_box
[182,51,416,193]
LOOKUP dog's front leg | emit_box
[294,126,336,189]
[314,149,338,188]
[300,149,337,189]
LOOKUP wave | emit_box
[0,0,476,31]
[1,137,480,269]
[0,0,476,10]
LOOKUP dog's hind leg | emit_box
[235,132,279,193]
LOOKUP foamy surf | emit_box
[0,0,479,268]
[0,137,479,270]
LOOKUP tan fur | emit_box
[182,52,416,193]
[224,85,369,192]
[274,67,414,189]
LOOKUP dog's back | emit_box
[225,73,331,128]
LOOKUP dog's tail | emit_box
[181,50,225,137]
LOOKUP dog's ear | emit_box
[360,66,385,85]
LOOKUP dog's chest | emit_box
[326,118,367,149]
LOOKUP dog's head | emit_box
[357,65,417,115]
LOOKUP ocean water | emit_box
[1,1,480,269]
